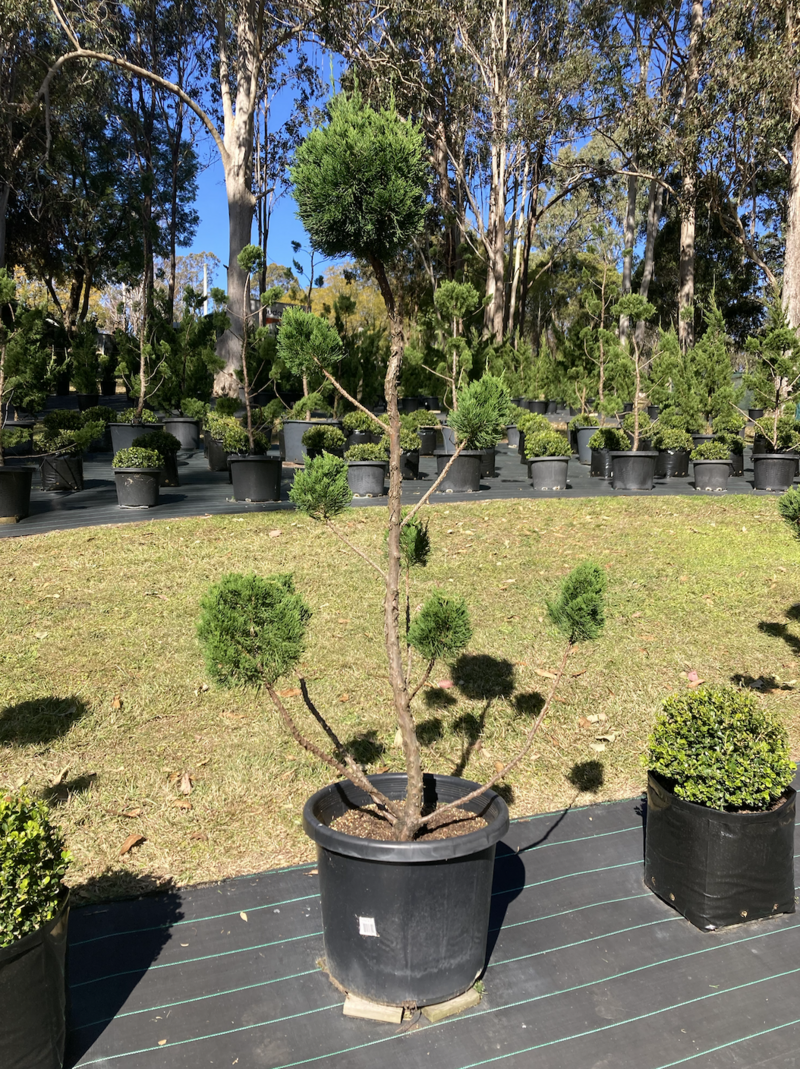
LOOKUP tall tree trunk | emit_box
[635,178,664,349]
[0,183,8,270]
[619,164,638,345]
[783,72,800,329]
[678,0,703,353]
[507,156,529,341]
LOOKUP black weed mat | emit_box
[3,443,794,539]
[66,792,800,1069]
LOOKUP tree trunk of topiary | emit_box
[369,255,423,839]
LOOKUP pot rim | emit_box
[527,455,570,463]
[303,772,509,862]
[228,454,281,464]
[610,450,658,458]
[647,771,796,823]
[112,466,162,474]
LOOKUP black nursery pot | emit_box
[528,400,547,415]
[303,773,509,1007]
[610,451,657,490]
[113,467,161,507]
[434,449,482,492]
[346,460,386,497]
[229,455,282,501]
[0,892,69,1069]
[656,448,690,479]
[109,422,163,455]
[752,453,797,492]
[0,466,34,523]
[693,458,731,492]
[75,392,99,412]
[163,417,201,451]
[748,408,765,421]
[416,426,438,456]
[480,447,496,478]
[643,773,796,931]
[41,454,84,492]
[527,455,569,490]
[206,436,230,473]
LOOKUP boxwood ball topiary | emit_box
[290,89,429,263]
[198,573,311,689]
[646,686,795,811]
[0,788,70,947]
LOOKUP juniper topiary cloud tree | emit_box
[197,91,609,841]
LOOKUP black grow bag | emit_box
[590,448,614,480]
[41,455,83,492]
[303,773,509,1006]
[0,892,69,1069]
[655,448,690,479]
[644,773,796,931]
[206,436,230,473]
[0,466,35,523]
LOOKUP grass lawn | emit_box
[2,494,798,903]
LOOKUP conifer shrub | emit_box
[546,562,607,643]
[652,427,693,451]
[0,789,70,947]
[715,431,744,455]
[777,487,800,540]
[118,407,159,424]
[568,414,599,430]
[645,687,794,811]
[342,411,379,434]
[132,430,181,458]
[213,397,239,418]
[80,405,114,426]
[711,411,746,435]
[44,410,83,434]
[448,374,512,448]
[288,452,352,521]
[406,591,473,662]
[622,411,653,437]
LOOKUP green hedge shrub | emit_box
[691,440,731,461]
[645,687,795,811]
[112,446,162,468]
[525,430,568,458]
[345,442,388,462]
[302,425,346,454]
[587,427,629,451]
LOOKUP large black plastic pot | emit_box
[527,456,569,490]
[748,408,765,421]
[282,419,342,463]
[113,467,161,507]
[610,451,657,490]
[693,458,731,491]
[41,454,83,491]
[159,452,180,487]
[647,405,660,420]
[0,892,69,1069]
[753,453,797,491]
[528,400,547,415]
[303,773,509,1006]
[344,429,383,451]
[728,450,744,477]
[690,432,715,449]
[422,395,440,411]
[0,466,34,523]
[655,448,690,479]
[416,426,437,456]
[229,455,282,501]
[545,400,558,414]
[480,447,496,478]
[434,449,482,492]
[109,422,163,455]
[575,426,598,465]
[518,430,527,464]
[100,377,117,397]
[163,417,201,451]
[399,450,419,479]
[347,460,386,497]
[590,448,614,480]
[643,772,796,931]
[506,425,520,450]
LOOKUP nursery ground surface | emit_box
[1,493,798,902]
[66,788,800,1069]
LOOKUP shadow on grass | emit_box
[758,619,800,656]
[0,695,89,746]
[731,673,795,692]
[65,872,184,1068]
[416,717,444,745]
[452,654,515,699]
[423,687,457,709]
[344,729,385,765]
[787,603,800,624]
[566,759,605,793]
[43,773,98,808]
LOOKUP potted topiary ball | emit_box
[36,420,105,492]
[344,441,388,497]
[0,789,71,1069]
[525,429,570,490]
[301,424,346,459]
[342,410,384,450]
[197,90,608,1012]
[108,407,162,455]
[587,427,628,480]
[433,375,511,492]
[714,431,745,476]
[643,686,796,931]
[691,439,733,492]
[112,446,162,508]
[132,429,182,487]
[515,411,551,466]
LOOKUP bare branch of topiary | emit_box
[324,520,386,580]
[316,364,387,431]
[401,442,467,525]
[408,658,436,702]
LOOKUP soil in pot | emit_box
[644,773,796,931]
[0,892,69,1069]
[0,466,35,522]
[229,455,282,501]
[347,460,386,497]
[527,456,569,490]
[433,449,482,492]
[752,453,797,491]
[693,458,731,492]
[303,773,509,1007]
[610,451,657,490]
[590,448,614,479]
[41,455,84,492]
[113,468,161,508]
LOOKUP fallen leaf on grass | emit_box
[119,833,146,856]
[120,807,141,818]
[494,761,505,773]
[172,798,192,810]
[339,694,350,703]
[686,671,705,688]
[578,717,593,730]
[50,766,69,787]
[337,618,350,624]
[534,668,558,679]
[437,679,454,688]
[111,695,123,710]
[178,771,193,795]
[33,631,49,640]
[589,743,606,753]
[596,733,617,743]
[571,669,587,678]
[631,612,643,619]
[269,529,282,538]
[277,687,302,698]
[189,831,207,841]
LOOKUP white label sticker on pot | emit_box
[358,916,377,937]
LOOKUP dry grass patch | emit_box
[1,495,798,902]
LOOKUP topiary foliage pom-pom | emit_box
[546,562,608,644]
[197,572,311,689]
[407,591,472,662]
